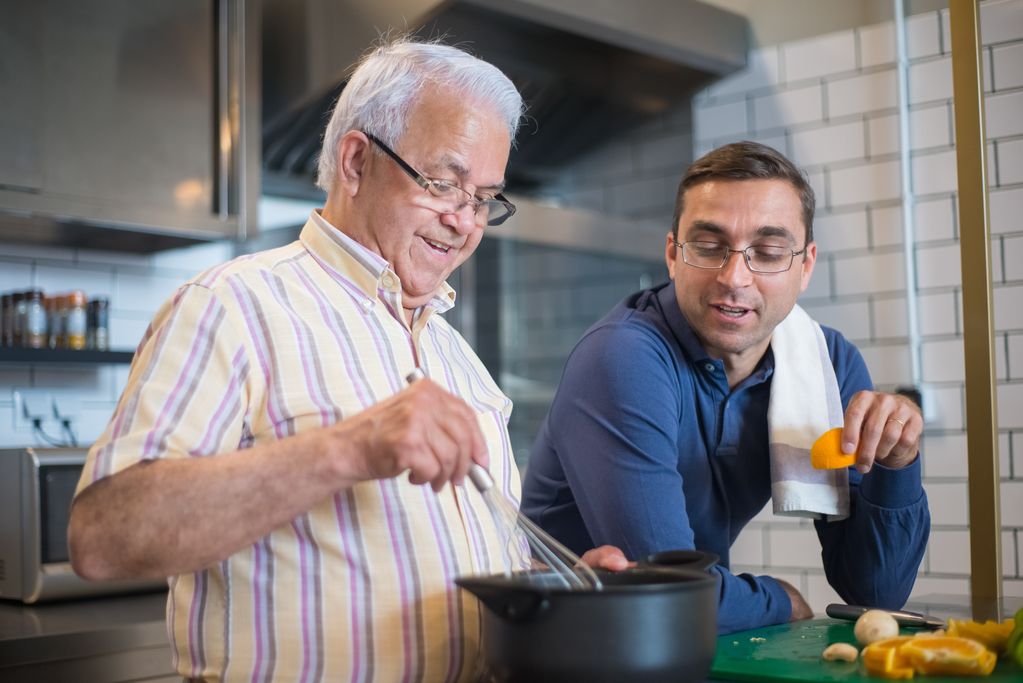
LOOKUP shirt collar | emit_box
[300,210,457,314]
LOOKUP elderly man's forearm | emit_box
[68,431,353,580]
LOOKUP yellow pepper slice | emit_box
[946,618,1014,653]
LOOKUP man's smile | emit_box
[422,236,453,254]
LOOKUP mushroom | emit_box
[854,609,900,645]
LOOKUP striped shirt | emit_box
[77,212,522,682]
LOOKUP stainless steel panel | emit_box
[0,0,260,248]
[0,3,44,192]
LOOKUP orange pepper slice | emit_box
[862,636,916,679]
[862,635,999,678]
[810,428,856,470]
[900,636,997,677]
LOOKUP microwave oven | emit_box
[0,447,165,603]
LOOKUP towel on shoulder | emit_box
[768,304,850,521]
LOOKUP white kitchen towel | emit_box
[767,304,850,521]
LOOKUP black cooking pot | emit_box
[455,549,719,683]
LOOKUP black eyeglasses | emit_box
[675,240,808,274]
[364,133,516,227]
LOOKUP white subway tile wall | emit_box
[914,196,957,242]
[827,69,899,118]
[910,57,954,105]
[985,90,1023,139]
[830,159,902,207]
[814,210,871,252]
[906,12,944,59]
[1010,332,1023,379]
[859,22,897,69]
[833,250,907,295]
[980,0,1023,44]
[789,120,866,167]
[858,343,914,386]
[1000,137,1023,184]
[782,32,858,83]
[811,300,872,342]
[871,204,905,247]
[921,433,969,478]
[993,43,1023,90]
[698,0,1023,607]
[873,296,910,339]
[753,84,824,132]
[911,149,959,195]
[918,290,960,336]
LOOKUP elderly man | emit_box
[522,141,930,634]
[69,38,622,682]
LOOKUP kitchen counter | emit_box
[0,590,174,682]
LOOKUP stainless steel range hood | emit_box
[261,0,749,196]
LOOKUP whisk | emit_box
[404,369,602,590]
[467,463,602,590]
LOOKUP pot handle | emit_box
[643,549,719,572]
[459,581,551,623]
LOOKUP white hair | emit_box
[316,37,525,192]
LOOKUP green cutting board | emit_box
[709,619,1023,682]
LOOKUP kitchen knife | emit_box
[825,603,946,629]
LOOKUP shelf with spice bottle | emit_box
[1,288,128,363]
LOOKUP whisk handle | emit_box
[405,369,495,495]
[468,464,495,492]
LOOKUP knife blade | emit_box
[825,603,946,629]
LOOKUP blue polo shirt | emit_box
[521,283,929,634]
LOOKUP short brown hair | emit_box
[671,141,815,245]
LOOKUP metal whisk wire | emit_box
[468,464,603,590]
[403,367,601,591]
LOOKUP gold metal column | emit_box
[948,0,1002,620]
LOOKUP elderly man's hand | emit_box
[329,377,489,491]
[580,545,631,572]
[842,391,922,474]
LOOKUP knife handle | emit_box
[826,603,870,621]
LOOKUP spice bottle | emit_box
[87,297,110,350]
[45,295,59,348]
[24,289,47,348]
[1,293,11,347]
[66,290,88,350]
[52,295,68,348]
[12,292,26,347]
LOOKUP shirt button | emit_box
[382,274,395,289]
[362,299,373,309]
[704,363,715,372]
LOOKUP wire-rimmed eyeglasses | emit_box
[674,240,807,274]
[364,133,516,227]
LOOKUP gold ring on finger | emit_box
[887,417,906,426]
